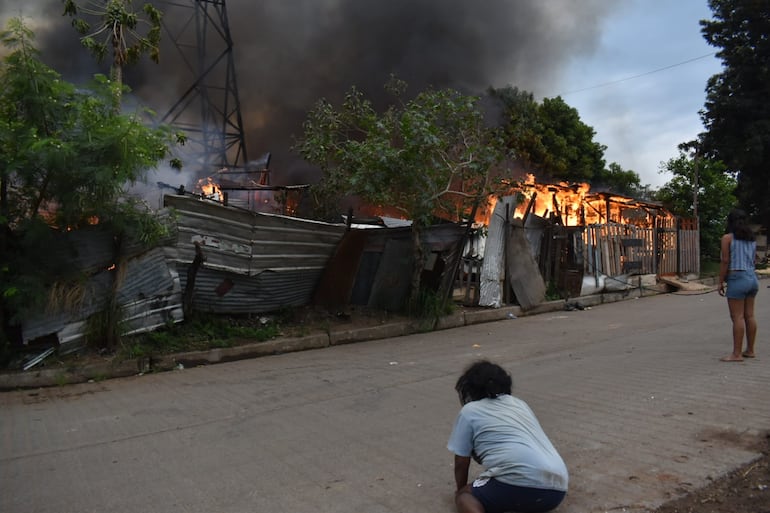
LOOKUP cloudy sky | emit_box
[548,0,722,188]
[1,0,721,191]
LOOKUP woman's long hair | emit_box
[726,209,755,241]
[455,360,512,405]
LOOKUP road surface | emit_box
[1,285,768,513]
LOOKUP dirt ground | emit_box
[653,434,770,513]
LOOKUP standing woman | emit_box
[718,208,759,361]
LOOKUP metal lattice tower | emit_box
[159,0,248,172]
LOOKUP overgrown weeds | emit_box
[117,313,281,361]
[545,280,564,301]
[408,288,454,331]
[700,258,721,276]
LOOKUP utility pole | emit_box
[693,154,699,219]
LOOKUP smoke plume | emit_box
[3,0,623,187]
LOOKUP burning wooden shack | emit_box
[462,176,699,308]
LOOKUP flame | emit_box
[189,172,667,229]
[196,177,223,201]
[476,175,669,228]
[511,178,591,226]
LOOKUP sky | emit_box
[546,0,722,188]
[0,0,723,192]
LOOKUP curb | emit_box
[0,279,715,390]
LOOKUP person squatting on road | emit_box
[447,360,568,513]
[718,208,759,362]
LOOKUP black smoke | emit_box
[3,0,622,187]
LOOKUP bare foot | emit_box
[720,355,744,362]
[742,352,756,358]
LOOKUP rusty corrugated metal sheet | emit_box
[312,229,368,307]
[315,222,466,310]
[164,194,346,313]
[177,267,325,314]
[22,247,183,347]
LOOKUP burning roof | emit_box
[479,174,672,228]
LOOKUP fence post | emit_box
[676,217,681,275]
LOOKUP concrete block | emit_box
[465,306,520,325]
[521,300,564,317]
[174,334,331,365]
[602,291,632,304]
[576,295,603,308]
[435,311,466,330]
[640,274,658,288]
[330,322,412,345]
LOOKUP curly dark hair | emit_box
[455,360,512,405]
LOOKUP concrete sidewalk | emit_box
[1,279,769,513]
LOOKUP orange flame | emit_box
[475,175,666,228]
[196,177,223,201]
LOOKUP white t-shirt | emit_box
[447,394,568,491]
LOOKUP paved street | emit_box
[1,285,769,513]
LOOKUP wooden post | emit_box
[676,217,681,275]
[653,215,659,275]
[443,201,481,307]
[182,242,206,317]
[552,193,563,226]
[522,192,537,226]
[503,202,510,304]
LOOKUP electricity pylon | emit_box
[159,0,248,172]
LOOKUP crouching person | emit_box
[448,360,568,513]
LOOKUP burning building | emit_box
[465,176,699,308]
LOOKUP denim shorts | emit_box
[471,477,566,513]
[726,270,758,299]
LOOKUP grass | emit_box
[408,288,454,319]
[700,258,720,278]
[406,289,456,332]
[545,280,564,301]
[118,313,281,361]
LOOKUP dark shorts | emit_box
[726,271,758,300]
[471,478,566,513]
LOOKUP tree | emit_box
[488,88,606,184]
[593,162,644,197]
[62,0,162,107]
[699,0,770,232]
[537,97,607,183]
[0,18,180,352]
[655,146,736,259]
[486,86,544,172]
[296,78,505,310]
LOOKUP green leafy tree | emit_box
[699,0,770,232]
[536,97,606,183]
[655,146,736,259]
[488,88,606,183]
[486,86,544,171]
[593,162,644,197]
[62,0,162,107]
[296,78,504,310]
[0,18,179,352]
